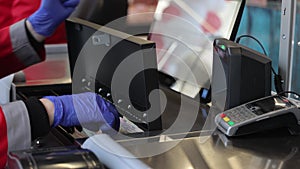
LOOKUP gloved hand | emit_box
[43,92,120,133]
[28,0,80,37]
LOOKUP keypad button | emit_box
[223,117,230,122]
[228,121,235,126]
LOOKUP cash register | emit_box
[66,17,162,132]
[9,17,162,169]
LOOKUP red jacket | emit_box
[0,19,48,168]
[0,1,69,167]
[0,1,66,166]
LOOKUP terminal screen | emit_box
[246,96,293,115]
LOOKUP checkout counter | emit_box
[10,1,300,169]
[12,44,300,169]
[13,73,300,169]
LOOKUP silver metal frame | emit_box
[278,0,297,93]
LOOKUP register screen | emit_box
[149,0,244,97]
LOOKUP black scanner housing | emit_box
[212,38,272,110]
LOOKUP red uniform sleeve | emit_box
[0,0,13,28]
[0,108,8,168]
[0,98,50,168]
[0,101,31,168]
[0,19,45,78]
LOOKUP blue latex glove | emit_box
[28,0,80,37]
[44,92,120,133]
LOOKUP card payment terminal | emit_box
[215,94,300,136]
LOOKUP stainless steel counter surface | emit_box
[120,129,300,169]
[15,44,71,87]
[111,96,300,169]
[14,43,300,169]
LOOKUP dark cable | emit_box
[277,91,300,99]
[274,74,284,93]
[235,35,267,55]
[235,35,275,74]
[235,34,284,93]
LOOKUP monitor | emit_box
[148,0,245,98]
[65,17,162,131]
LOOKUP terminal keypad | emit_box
[222,106,257,124]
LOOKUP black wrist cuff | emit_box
[24,97,50,140]
[24,19,44,51]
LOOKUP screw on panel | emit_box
[282,34,286,39]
